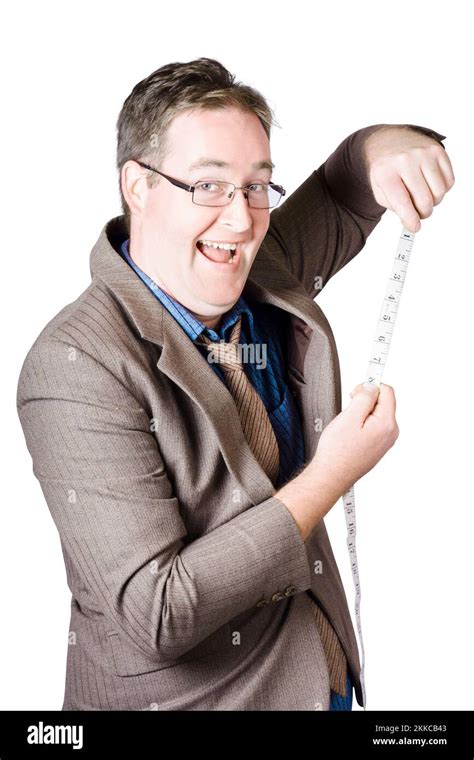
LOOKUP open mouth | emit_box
[196,241,240,266]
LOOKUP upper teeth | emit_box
[198,240,237,251]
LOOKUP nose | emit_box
[218,187,254,231]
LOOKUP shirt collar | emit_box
[119,238,255,342]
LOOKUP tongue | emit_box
[198,242,232,263]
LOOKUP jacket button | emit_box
[271,591,285,602]
[256,598,269,607]
[284,585,296,596]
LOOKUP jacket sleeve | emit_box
[16,337,312,663]
[265,123,447,299]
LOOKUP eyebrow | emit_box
[188,157,275,173]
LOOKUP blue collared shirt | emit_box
[119,238,353,710]
[119,239,307,489]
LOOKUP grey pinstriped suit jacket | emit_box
[16,123,445,711]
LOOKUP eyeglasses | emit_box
[134,160,286,209]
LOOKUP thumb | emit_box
[349,381,379,398]
[347,382,380,422]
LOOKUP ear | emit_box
[121,160,150,218]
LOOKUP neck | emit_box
[128,238,224,332]
[199,314,222,330]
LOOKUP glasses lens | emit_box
[248,183,282,208]
[193,181,282,208]
[194,181,233,206]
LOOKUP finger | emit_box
[419,157,449,206]
[349,381,379,399]
[437,151,456,190]
[372,172,421,233]
[347,383,380,424]
[369,382,396,422]
[398,164,435,220]
[345,383,365,410]
[349,383,365,398]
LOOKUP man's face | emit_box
[126,107,274,328]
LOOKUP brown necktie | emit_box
[197,315,347,697]
[196,315,279,483]
[309,599,348,697]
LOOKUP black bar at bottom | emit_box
[0,710,472,757]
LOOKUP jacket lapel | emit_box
[91,216,341,503]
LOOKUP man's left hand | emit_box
[364,126,455,233]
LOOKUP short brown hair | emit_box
[116,57,280,232]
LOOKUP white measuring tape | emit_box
[343,226,416,709]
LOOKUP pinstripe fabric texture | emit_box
[119,242,351,706]
[196,315,280,483]
[197,315,347,697]
[16,123,446,711]
[119,240,351,706]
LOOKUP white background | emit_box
[1,0,472,711]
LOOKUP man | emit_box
[16,58,454,711]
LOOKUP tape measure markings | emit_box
[343,227,416,709]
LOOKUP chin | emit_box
[207,283,243,306]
